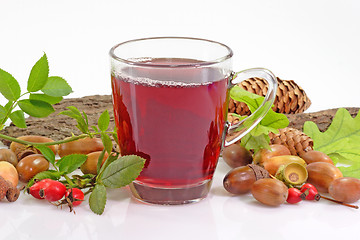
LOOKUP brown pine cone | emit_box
[229,77,311,115]
[269,127,313,156]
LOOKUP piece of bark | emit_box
[0,94,358,146]
[1,95,115,146]
[285,107,359,132]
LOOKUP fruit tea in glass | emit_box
[110,37,277,205]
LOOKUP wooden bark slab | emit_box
[1,95,115,146]
[0,94,359,146]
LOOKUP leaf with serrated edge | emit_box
[27,53,49,92]
[18,99,55,118]
[98,110,110,132]
[96,149,107,174]
[0,68,21,101]
[27,170,62,187]
[30,93,63,104]
[36,146,56,166]
[42,76,72,97]
[100,155,145,188]
[89,183,107,215]
[100,132,112,154]
[9,110,27,128]
[56,154,88,174]
[230,86,288,151]
[98,153,119,177]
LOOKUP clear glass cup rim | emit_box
[109,37,234,68]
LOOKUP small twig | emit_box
[320,195,359,209]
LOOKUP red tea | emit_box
[111,58,229,188]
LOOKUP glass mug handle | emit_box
[224,68,278,146]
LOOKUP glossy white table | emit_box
[2,158,359,240]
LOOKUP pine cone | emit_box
[269,127,313,156]
[229,77,311,115]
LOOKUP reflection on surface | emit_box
[120,198,219,240]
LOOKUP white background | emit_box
[0,1,360,240]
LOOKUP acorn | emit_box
[306,162,343,193]
[223,164,270,194]
[275,162,308,187]
[262,155,307,176]
[253,144,291,166]
[222,144,253,168]
[251,178,289,206]
[328,177,360,203]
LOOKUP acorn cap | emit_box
[248,164,270,180]
[276,162,308,187]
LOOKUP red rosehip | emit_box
[65,188,84,207]
[39,180,67,202]
[300,183,320,201]
[27,179,55,199]
[287,188,303,204]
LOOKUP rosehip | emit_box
[286,188,303,204]
[39,180,67,202]
[65,188,84,206]
[27,179,54,199]
[300,183,320,201]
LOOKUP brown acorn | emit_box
[223,164,269,194]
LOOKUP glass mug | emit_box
[110,37,277,205]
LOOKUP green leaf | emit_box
[304,108,360,154]
[100,132,112,154]
[41,76,72,97]
[27,170,62,187]
[30,93,63,104]
[98,152,119,177]
[240,133,271,153]
[83,111,89,126]
[338,163,360,178]
[89,183,107,215]
[98,110,110,132]
[92,126,100,133]
[35,146,56,166]
[59,106,88,133]
[56,154,88,174]
[229,86,289,151]
[18,99,55,118]
[9,110,27,128]
[100,155,146,188]
[112,129,119,146]
[27,53,49,92]
[303,108,360,177]
[4,101,13,112]
[0,105,6,119]
[96,149,107,174]
[0,68,21,101]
